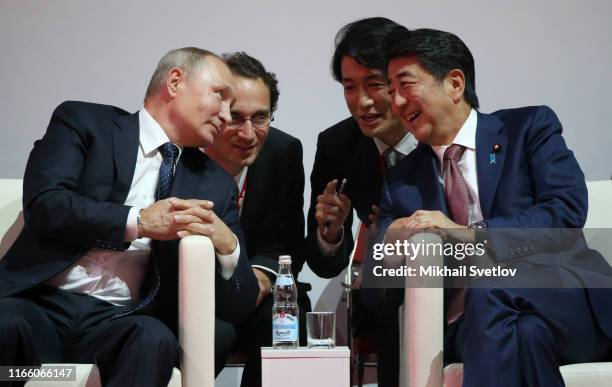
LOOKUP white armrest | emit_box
[401,232,444,387]
[584,181,612,264]
[179,235,215,387]
[0,179,24,260]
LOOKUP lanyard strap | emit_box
[237,175,248,210]
[379,153,387,175]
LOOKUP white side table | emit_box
[261,346,350,387]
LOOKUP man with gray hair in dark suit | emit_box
[0,47,258,387]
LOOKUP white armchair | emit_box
[0,179,215,387]
[400,180,612,387]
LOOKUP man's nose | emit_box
[219,102,232,124]
[393,91,407,108]
[238,120,256,140]
[358,89,374,109]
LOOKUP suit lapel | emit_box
[475,112,506,219]
[417,145,448,214]
[241,162,261,230]
[171,148,205,199]
[110,112,140,204]
[350,136,383,220]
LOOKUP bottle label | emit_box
[272,312,298,342]
[275,276,293,286]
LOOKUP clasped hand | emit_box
[388,210,476,243]
[137,198,237,255]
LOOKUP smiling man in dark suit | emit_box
[205,51,310,387]
[304,17,416,387]
[0,47,259,387]
[376,27,612,386]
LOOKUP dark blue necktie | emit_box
[156,142,179,200]
[383,148,404,169]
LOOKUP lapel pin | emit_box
[489,143,501,165]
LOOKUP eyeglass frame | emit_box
[226,113,274,130]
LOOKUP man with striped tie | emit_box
[378,27,612,387]
[0,47,258,387]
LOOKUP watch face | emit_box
[472,220,487,229]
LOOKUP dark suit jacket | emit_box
[305,117,385,278]
[231,128,311,355]
[0,101,259,333]
[378,105,612,337]
[241,127,306,280]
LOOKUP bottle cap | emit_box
[278,255,292,263]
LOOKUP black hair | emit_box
[384,27,479,108]
[222,52,280,113]
[331,17,403,82]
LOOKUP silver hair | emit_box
[144,47,218,100]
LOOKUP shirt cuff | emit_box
[125,206,140,242]
[216,234,240,280]
[317,226,344,256]
[252,265,278,278]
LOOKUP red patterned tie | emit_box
[443,144,469,324]
[443,144,469,226]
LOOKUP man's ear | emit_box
[446,69,466,104]
[166,67,185,98]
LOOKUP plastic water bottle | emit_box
[272,255,299,349]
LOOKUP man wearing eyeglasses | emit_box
[205,52,310,387]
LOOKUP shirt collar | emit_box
[138,108,183,158]
[233,167,248,188]
[431,108,477,163]
[373,132,418,156]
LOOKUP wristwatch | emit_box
[469,220,488,245]
[136,209,143,238]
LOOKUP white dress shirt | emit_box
[317,132,418,255]
[48,108,239,305]
[431,108,483,224]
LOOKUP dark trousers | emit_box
[0,285,178,387]
[215,291,311,387]
[215,318,237,377]
[446,286,612,387]
[363,283,612,387]
[360,287,402,387]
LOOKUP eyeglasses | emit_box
[227,114,274,129]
